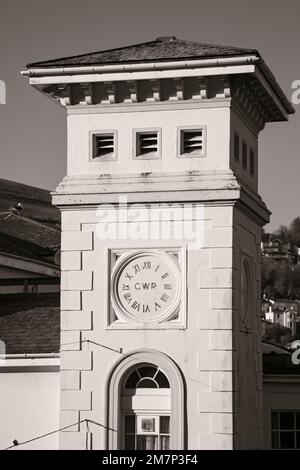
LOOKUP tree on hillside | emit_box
[262,228,271,242]
[262,258,300,299]
[261,216,300,300]
[289,217,300,247]
[272,225,290,243]
[263,323,293,347]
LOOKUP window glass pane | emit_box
[280,412,294,430]
[272,431,279,449]
[160,416,170,434]
[125,415,135,433]
[155,370,170,388]
[141,418,155,432]
[137,435,158,450]
[125,370,140,389]
[271,412,279,430]
[160,435,170,450]
[125,435,135,450]
[138,366,157,378]
[280,431,295,449]
[137,378,157,388]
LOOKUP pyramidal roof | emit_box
[27,36,259,68]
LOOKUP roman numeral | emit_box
[122,284,130,291]
[160,293,169,303]
[133,264,140,274]
[164,284,172,290]
[143,261,151,270]
[131,301,141,311]
[161,272,169,279]
[125,272,133,281]
[155,302,161,312]
[123,293,132,304]
[143,305,150,313]
[155,265,160,272]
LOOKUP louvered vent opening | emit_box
[182,129,203,154]
[242,140,247,169]
[93,134,115,158]
[137,132,158,156]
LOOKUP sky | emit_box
[0,0,299,231]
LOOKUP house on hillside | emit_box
[262,297,300,336]
[262,239,298,265]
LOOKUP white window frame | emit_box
[107,350,185,450]
[123,413,171,450]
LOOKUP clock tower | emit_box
[23,36,294,450]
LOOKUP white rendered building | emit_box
[23,36,294,450]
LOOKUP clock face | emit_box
[111,250,181,323]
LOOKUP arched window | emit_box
[125,365,170,389]
[107,350,184,450]
[123,364,171,450]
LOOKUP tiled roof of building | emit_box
[27,36,258,68]
[0,178,59,224]
[0,178,61,265]
[0,212,60,251]
[0,294,60,354]
[0,231,55,261]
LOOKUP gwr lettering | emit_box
[134,282,157,290]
